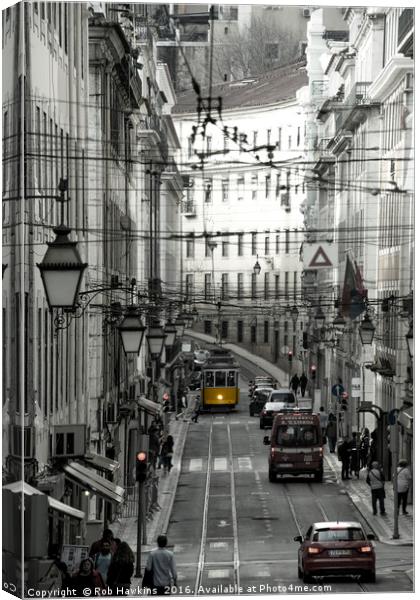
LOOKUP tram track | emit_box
[194,417,241,594]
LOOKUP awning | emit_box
[138,396,161,416]
[3,481,85,520]
[398,406,413,432]
[63,462,125,504]
[82,453,120,474]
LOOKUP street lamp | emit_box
[406,320,413,358]
[118,306,146,355]
[146,322,166,359]
[333,311,346,332]
[163,320,177,347]
[174,316,186,338]
[359,313,375,345]
[36,179,87,310]
[253,255,261,275]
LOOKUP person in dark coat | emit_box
[290,374,300,394]
[326,414,337,453]
[162,435,174,472]
[338,437,351,480]
[299,374,308,397]
[360,428,370,468]
[89,529,118,557]
[349,432,360,478]
[107,542,135,595]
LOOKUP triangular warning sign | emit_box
[309,246,333,268]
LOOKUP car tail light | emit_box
[358,546,373,553]
[262,410,266,415]
[308,547,321,555]
[318,447,323,456]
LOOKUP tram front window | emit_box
[227,371,236,386]
[215,371,226,386]
[205,372,214,387]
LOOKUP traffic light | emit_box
[136,451,148,483]
[288,351,293,362]
[302,331,308,350]
[340,392,348,411]
[310,364,316,380]
[162,392,170,413]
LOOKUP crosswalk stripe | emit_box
[189,458,203,471]
[238,457,252,471]
[214,457,228,471]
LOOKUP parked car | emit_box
[259,399,294,429]
[294,521,376,583]
[266,388,296,404]
[249,376,277,396]
[249,387,273,416]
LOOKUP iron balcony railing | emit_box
[398,9,414,47]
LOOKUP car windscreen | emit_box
[270,392,295,403]
[276,424,319,447]
[312,528,365,542]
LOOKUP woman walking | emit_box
[107,542,135,595]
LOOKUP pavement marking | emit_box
[189,458,203,471]
[209,542,229,549]
[256,568,271,578]
[238,457,252,471]
[214,457,228,471]
[208,569,230,579]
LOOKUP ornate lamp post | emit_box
[163,320,177,348]
[253,255,261,275]
[359,313,375,345]
[118,306,146,355]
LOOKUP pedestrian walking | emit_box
[326,414,337,453]
[360,428,370,469]
[89,528,118,557]
[107,541,135,595]
[290,373,300,395]
[93,541,113,584]
[349,432,360,478]
[71,558,104,596]
[395,459,412,515]
[366,461,386,515]
[143,535,177,595]
[367,430,378,468]
[191,395,200,423]
[300,373,308,397]
[318,407,328,439]
[162,435,174,473]
[337,437,351,480]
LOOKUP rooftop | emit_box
[173,61,308,114]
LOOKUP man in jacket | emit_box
[337,437,351,480]
[396,459,412,515]
[145,535,177,595]
[366,461,386,515]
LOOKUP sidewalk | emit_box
[112,397,192,581]
[187,331,414,547]
[324,451,413,546]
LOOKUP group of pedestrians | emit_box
[290,373,308,397]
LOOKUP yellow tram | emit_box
[200,349,240,411]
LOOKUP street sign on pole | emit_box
[332,383,344,397]
[351,377,361,398]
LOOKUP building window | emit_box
[251,174,258,200]
[204,273,211,300]
[264,273,269,300]
[297,126,301,147]
[222,240,229,257]
[267,129,271,145]
[265,175,271,198]
[275,235,280,254]
[186,274,194,300]
[221,321,229,339]
[238,233,243,256]
[204,177,212,202]
[253,131,258,147]
[186,239,195,258]
[188,136,193,158]
[278,127,282,150]
[251,273,257,299]
[251,232,257,255]
[275,274,280,299]
[237,175,244,201]
[285,272,289,296]
[285,229,290,253]
[288,135,292,149]
[221,273,229,300]
[237,273,244,299]
[264,236,270,255]
[251,324,257,344]
[264,320,269,343]
[204,320,212,335]
[222,177,229,201]
[224,133,229,153]
[237,320,243,343]
[265,43,279,60]
[293,271,298,300]
[206,136,212,154]
[224,26,229,35]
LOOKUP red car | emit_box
[294,521,376,583]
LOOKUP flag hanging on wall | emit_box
[341,254,367,319]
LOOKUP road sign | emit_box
[332,383,344,397]
[351,377,361,398]
[302,243,338,270]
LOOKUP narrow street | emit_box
[166,361,413,594]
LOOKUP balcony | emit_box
[311,80,328,98]
[181,200,196,217]
[334,82,378,134]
